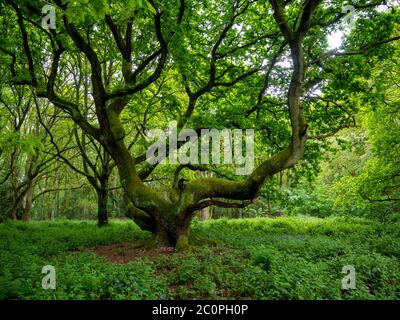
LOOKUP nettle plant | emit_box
[0,0,399,248]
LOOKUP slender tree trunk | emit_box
[199,172,210,220]
[42,175,48,220]
[9,162,19,220]
[97,178,109,227]
[266,189,272,215]
[21,185,33,221]
[11,207,17,220]
[55,175,60,218]
[200,207,210,220]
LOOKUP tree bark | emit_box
[200,207,210,220]
[21,184,33,221]
[97,178,109,227]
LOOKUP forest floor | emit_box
[1,216,400,300]
[90,242,175,263]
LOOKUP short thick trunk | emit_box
[155,222,190,250]
[155,227,175,247]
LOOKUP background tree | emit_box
[0,87,64,221]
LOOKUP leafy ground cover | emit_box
[1,217,399,300]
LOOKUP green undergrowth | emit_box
[1,216,399,300]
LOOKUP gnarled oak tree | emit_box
[1,0,399,247]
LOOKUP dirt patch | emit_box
[90,242,175,264]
